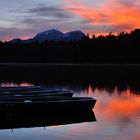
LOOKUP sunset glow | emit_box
[84,85,140,116]
[0,0,140,40]
[61,0,140,33]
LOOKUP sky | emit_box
[0,0,140,41]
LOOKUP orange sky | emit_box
[61,0,140,35]
[1,0,140,40]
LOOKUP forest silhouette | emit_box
[0,28,140,63]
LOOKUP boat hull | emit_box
[0,86,41,92]
[0,92,73,99]
[0,97,96,113]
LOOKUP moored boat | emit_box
[0,85,41,92]
[0,97,96,112]
[0,86,97,116]
[0,91,73,98]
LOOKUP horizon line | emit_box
[1,28,138,42]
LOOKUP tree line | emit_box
[0,28,140,63]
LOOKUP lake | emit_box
[0,65,139,140]
[0,82,140,140]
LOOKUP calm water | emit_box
[0,82,140,140]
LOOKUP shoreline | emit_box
[0,63,140,66]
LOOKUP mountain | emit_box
[10,29,86,43]
[10,38,33,44]
[33,29,86,42]
[62,30,86,41]
[10,38,22,44]
[33,29,64,42]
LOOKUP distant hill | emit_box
[10,29,86,43]
[3,28,140,64]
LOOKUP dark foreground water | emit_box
[0,65,140,140]
[0,83,140,140]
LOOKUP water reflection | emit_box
[0,82,33,87]
[85,85,140,140]
[0,109,96,130]
[0,82,140,140]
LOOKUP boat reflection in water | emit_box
[0,106,96,130]
[0,85,96,130]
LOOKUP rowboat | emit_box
[0,86,97,119]
[0,97,96,112]
[0,88,64,94]
[0,86,41,92]
[0,91,73,98]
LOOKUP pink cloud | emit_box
[61,0,140,34]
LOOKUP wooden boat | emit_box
[0,86,97,127]
[0,89,73,95]
[0,91,73,98]
[0,85,74,98]
[0,92,73,100]
[0,85,41,92]
[0,97,96,112]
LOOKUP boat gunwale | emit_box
[0,97,96,104]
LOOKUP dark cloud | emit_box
[18,4,74,30]
[27,4,71,19]
[15,4,85,35]
[21,18,44,26]
[118,0,135,7]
